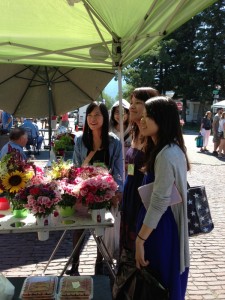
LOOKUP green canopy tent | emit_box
[0,0,217,68]
[0,0,217,172]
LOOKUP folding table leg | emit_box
[60,229,87,277]
[90,228,116,279]
[42,230,67,276]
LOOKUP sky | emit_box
[103,77,126,99]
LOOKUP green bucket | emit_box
[13,209,29,218]
[58,206,75,217]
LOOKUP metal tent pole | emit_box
[118,67,125,183]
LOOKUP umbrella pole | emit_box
[45,66,53,155]
[47,85,53,153]
[118,67,125,183]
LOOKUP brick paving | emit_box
[0,131,225,299]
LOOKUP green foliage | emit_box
[58,193,76,208]
[53,134,74,152]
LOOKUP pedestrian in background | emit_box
[212,107,223,156]
[21,118,44,153]
[60,112,69,128]
[136,96,190,299]
[200,111,212,152]
[2,111,13,131]
[218,111,225,158]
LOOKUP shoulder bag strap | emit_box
[81,150,96,167]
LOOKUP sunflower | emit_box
[2,171,28,193]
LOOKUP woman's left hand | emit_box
[111,192,122,208]
[135,238,149,269]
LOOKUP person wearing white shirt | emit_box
[218,111,225,158]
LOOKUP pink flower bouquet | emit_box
[57,178,78,208]
[70,166,118,210]
[21,182,61,218]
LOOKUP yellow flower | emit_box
[2,171,28,193]
[26,170,35,180]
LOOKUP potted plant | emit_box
[52,133,75,157]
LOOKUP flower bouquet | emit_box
[18,182,61,241]
[46,158,72,180]
[46,160,76,216]
[0,149,36,212]
[71,166,118,210]
[68,166,118,232]
[55,179,77,217]
[58,179,78,208]
[22,182,61,218]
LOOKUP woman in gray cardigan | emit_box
[66,102,123,276]
[136,96,190,300]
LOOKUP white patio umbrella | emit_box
[211,100,225,109]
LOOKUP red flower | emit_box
[29,187,40,195]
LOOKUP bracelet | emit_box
[137,234,146,241]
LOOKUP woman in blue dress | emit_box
[136,96,190,300]
[120,87,159,253]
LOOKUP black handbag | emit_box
[187,183,214,237]
[112,249,169,300]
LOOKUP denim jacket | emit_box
[73,132,123,192]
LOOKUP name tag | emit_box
[128,163,134,176]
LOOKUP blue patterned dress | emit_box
[136,173,189,300]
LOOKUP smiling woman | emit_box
[140,111,159,144]
[135,96,190,299]
[66,101,123,276]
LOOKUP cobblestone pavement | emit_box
[184,132,225,300]
[0,131,225,299]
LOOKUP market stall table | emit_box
[0,209,116,278]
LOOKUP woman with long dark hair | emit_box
[120,87,159,253]
[66,101,123,276]
[136,96,190,299]
[109,99,131,156]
